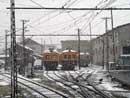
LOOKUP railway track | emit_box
[0,73,70,98]
[44,71,84,98]
[49,71,97,98]
[74,70,113,98]
[54,71,97,98]
[53,70,112,98]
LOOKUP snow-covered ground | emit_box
[86,64,130,98]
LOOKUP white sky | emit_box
[0,0,130,49]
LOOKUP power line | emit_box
[29,0,45,7]
[27,0,77,27]
[23,0,116,35]
[7,34,109,36]
[7,7,130,10]
[9,0,116,36]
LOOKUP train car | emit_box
[60,49,78,70]
[80,52,90,67]
[42,49,59,70]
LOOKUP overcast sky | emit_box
[0,0,130,49]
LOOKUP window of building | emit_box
[68,55,71,59]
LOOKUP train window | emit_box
[46,55,50,60]
[72,54,76,59]
[46,55,48,59]
[52,56,57,60]
[68,55,71,59]
[64,55,67,59]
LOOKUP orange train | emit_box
[42,49,59,70]
[42,49,81,70]
[59,50,78,70]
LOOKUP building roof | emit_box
[91,23,130,41]
[120,54,130,57]
[44,49,58,53]
[21,38,42,46]
[0,55,9,58]
[61,40,89,43]
[18,44,33,51]
[62,49,77,53]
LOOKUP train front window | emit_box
[64,55,67,59]
[72,54,76,59]
[68,55,71,59]
[46,55,49,59]
[52,56,57,60]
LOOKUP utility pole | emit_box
[10,0,18,98]
[41,38,43,71]
[5,30,8,71]
[21,19,29,75]
[102,37,105,69]
[111,9,115,63]
[41,38,43,54]
[78,28,80,70]
[89,23,92,66]
[102,17,110,70]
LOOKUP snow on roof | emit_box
[44,49,58,53]
[0,55,9,58]
[120,54,130,57]
[80,52,85,55]
[62,49,77,53]
[80,52,90,55]
[86,52,90,55]
[18,44,33,51]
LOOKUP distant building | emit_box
[8,43,34,75]
[61,40,90,53]
[20,38,43,55]
[20,38,57,54]
[92,23,130,69]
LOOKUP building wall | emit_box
[92,23,130,69]
[61,40,90,53]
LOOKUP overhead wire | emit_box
[80,0,117,36]
[22,0,83,36]
[0,0,37,7]
[24,0,114,37]
[47,0,114,39]
[7,0,118,40]
[27,0,80,27]
[23,0,96,34]
[52,0,110,34]
[62,0,72,7]
[0,0,122,49]
[29,0,45,7]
